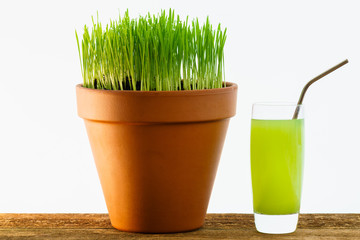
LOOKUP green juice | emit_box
[251,119,304,215]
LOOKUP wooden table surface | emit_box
[1,214,359,239]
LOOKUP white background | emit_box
[0,0,359,213]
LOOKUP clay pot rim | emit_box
[76,82,237,123]
[76,82,237,96]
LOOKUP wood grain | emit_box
[0,214,359,239]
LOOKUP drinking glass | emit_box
[250,103,304,234]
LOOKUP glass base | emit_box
[254,213,299,234]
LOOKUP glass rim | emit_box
[252,102,303,107]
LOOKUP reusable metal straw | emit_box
[293,59,349,119]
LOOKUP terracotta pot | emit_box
[76,83,237,233]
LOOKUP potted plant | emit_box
[75,9,237,233]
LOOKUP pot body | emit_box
[76,83,237,233]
